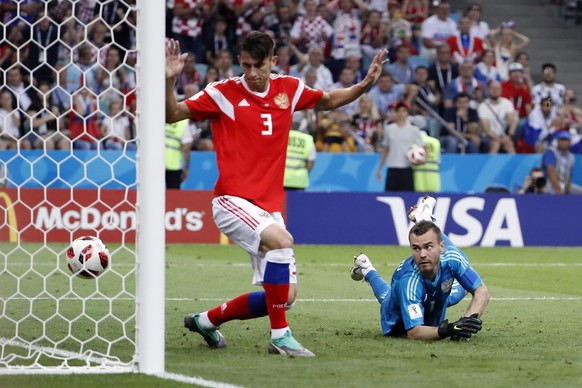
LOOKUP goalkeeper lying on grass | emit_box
[350,196,490,340]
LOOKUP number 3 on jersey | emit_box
[261,114,273,135]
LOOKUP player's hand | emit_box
[166,38,188,79]
[365,48,389,86]
[438,313,482,339]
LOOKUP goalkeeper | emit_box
[350,196,490,340]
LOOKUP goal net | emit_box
[0,0,164,374]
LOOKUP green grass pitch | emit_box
[2,243,582,387]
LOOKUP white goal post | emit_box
[0,0,165,375]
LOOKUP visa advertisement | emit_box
[286,192,581,247]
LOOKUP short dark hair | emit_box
[541,62,556,72]
[239,31,274,64]
[409,221,442,243]
[454,92,471,102]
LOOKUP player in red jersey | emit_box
[166,31,387,357]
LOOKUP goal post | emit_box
[136,0,166,375]
[0,0,166,376]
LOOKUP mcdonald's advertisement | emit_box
[0,189,221,243]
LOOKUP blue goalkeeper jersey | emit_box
[379,241,482,336]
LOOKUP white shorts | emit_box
[212,195,297,285]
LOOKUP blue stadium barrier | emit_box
[1,151,582,194]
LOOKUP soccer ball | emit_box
[66,236,110,279]
[406,145,427,165]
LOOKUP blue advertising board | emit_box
[286,192,582,247]
[2,151,582,194]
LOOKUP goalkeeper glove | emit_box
[438,313,482,339]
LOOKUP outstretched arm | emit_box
[315,49,388,111]
[166,39,193,123]
[464,283,490,318]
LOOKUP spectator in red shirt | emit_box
[446,16,484,65]
[501,61,532,144]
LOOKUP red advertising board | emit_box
[0,188,222,243]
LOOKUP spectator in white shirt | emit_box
[420,1,457,62]
[478,80,517,154]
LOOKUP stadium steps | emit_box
[451,0,582,99]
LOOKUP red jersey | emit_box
[185,74,324,212]
[501,80,531,118]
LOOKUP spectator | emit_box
[318,111,354,152]
[204,16,233,67]
[351,93,383,152]
[489,21,530,81]
[272,44,307,76]
[478,80,517,154]
[200,65,219,88]
[268,5,294,47]
[385,44,415,84]
[331,67,359,116]
[66,44,98,93]
[542,131,582,194]
[386,0,414,55]
[216,49,238,80]
[284,112,316,190]
[171,0,212,62]
[328,0,363,81]
[419,1,457,62]
[26,11,61,84]
[290,0,333,54]
[344,54,366,83]
[427,43,458,114]
[519,97,556,154]
[23,82,69,151]
[69,87,101,150]
[501,62,532,121]
[369,72,417,119]
[88,20,112,63]
[441,92,485,153]
[299,46,334,92]
[233,0,276,39]
[100,100,136,151]
[474,49,501,85]
[466,3,490,43]
[360,9,389,70]
[0,90,28,150]
[5,65,39,115]
[400,0,429,27]
[174,52,202,96]
[554,89,582,152]
[514,51,533,90]
[443,60,485,110]
[446,16,484,65]
[531,63,566,108]
[413,65,441,136]
[95,46,127,112]
[376,101,426,191]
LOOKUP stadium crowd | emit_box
[1,0,581,157]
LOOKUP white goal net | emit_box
[0,0,163,374]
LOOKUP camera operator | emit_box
[517,167,546,194]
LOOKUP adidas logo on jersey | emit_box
[238,99,250,107]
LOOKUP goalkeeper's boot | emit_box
[184,313,227,349]
[268,330,315,358]
[350,253,375,281]
[408,195,437,223]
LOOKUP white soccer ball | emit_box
[406,145,427,165]
[66,236,110,279]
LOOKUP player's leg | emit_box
[260,216,315,357]
[350,253,391,303]
[184,196,277,348]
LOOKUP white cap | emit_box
[508,62,524,72]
